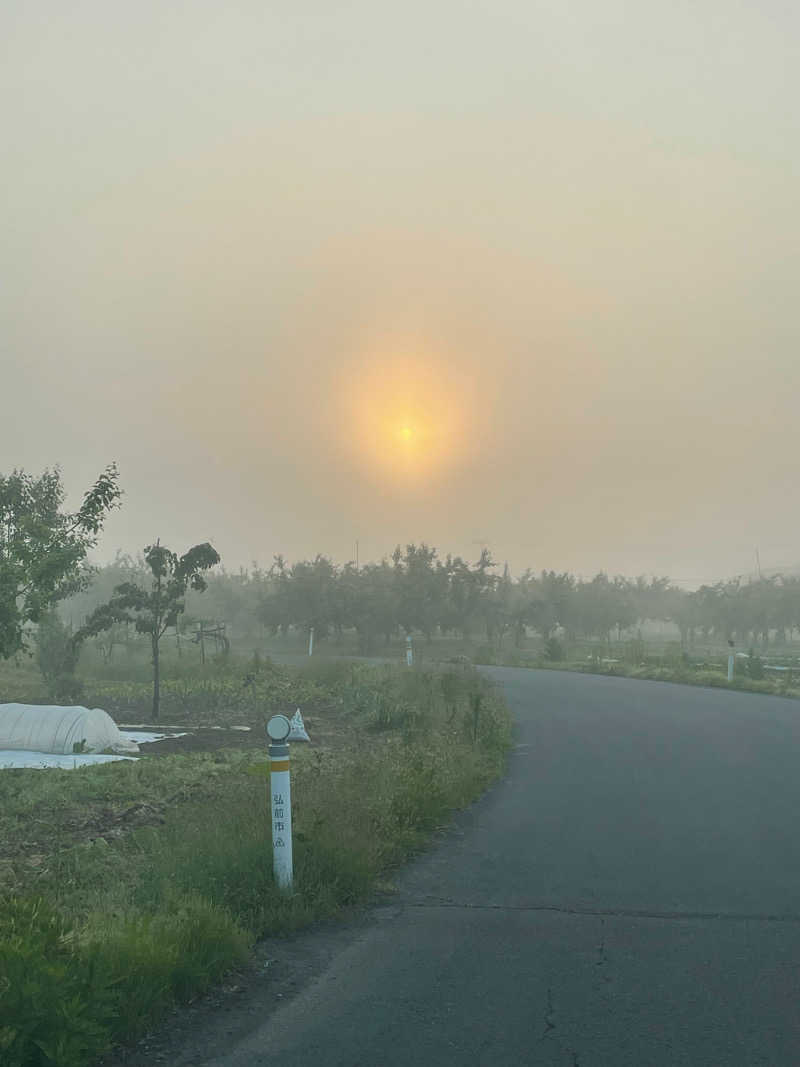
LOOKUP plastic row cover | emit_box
[0,704,140,755]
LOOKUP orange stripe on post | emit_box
[270,759,290,772]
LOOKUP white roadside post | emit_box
[308,627,314,657]
[727,639,735,683]
[406,634,413,667]
[266,715,293,892]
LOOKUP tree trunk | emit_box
[152,635,160,721]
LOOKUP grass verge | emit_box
[472,649,800,700]
[0,663,511,1067]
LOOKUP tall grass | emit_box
[0,664,511,1067]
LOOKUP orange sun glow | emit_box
[340,347,476,486]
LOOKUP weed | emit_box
[1,663,511,1067]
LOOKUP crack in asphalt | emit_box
[539,985,582,1066]
[595,918,610,983]
[540,984,557,1041]
[404,899,800,923]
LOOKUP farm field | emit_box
[0,657,511,1067]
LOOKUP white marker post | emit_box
[727,640,735,683]
[266,715,293,892]
[406,634,413,667]
[308,627,314,657]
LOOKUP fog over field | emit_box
[3,2,799,584]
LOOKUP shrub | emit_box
[544,636,564,662]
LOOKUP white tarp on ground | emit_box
[0,749,138,769]
[120,730,188,744]
[0,704,140,755]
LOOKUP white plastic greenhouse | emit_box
[0,704,140,756]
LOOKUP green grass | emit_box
[82,669,330,724]
[590,660,800,698]
[0,663,511,1067]
[473,647,800,700]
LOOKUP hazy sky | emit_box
[3,2,799,586]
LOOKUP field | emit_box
[0,655,511,1067]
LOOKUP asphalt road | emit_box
[154,668,800,1066]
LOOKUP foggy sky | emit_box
[3,2,799,587]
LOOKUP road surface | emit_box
[131,668,800,1066]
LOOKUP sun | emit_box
[339,343,479,486]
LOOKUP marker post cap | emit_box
[266,715,292,742]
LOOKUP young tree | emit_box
[79,540,220,720]
[0,464,121,659]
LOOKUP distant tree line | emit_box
[62,546,800,655]
[7,464,799,669]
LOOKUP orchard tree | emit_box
[257,556,292,637]
[393,543,441,640]
[79,540,220,720]
[527,570,575,642]
[345,560,399,652]
[286,555,337,643]
[0,464,121,659]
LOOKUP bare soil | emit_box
[126,704,342,758]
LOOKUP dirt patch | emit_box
[136,728,266,757]
[129,705,346,758]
